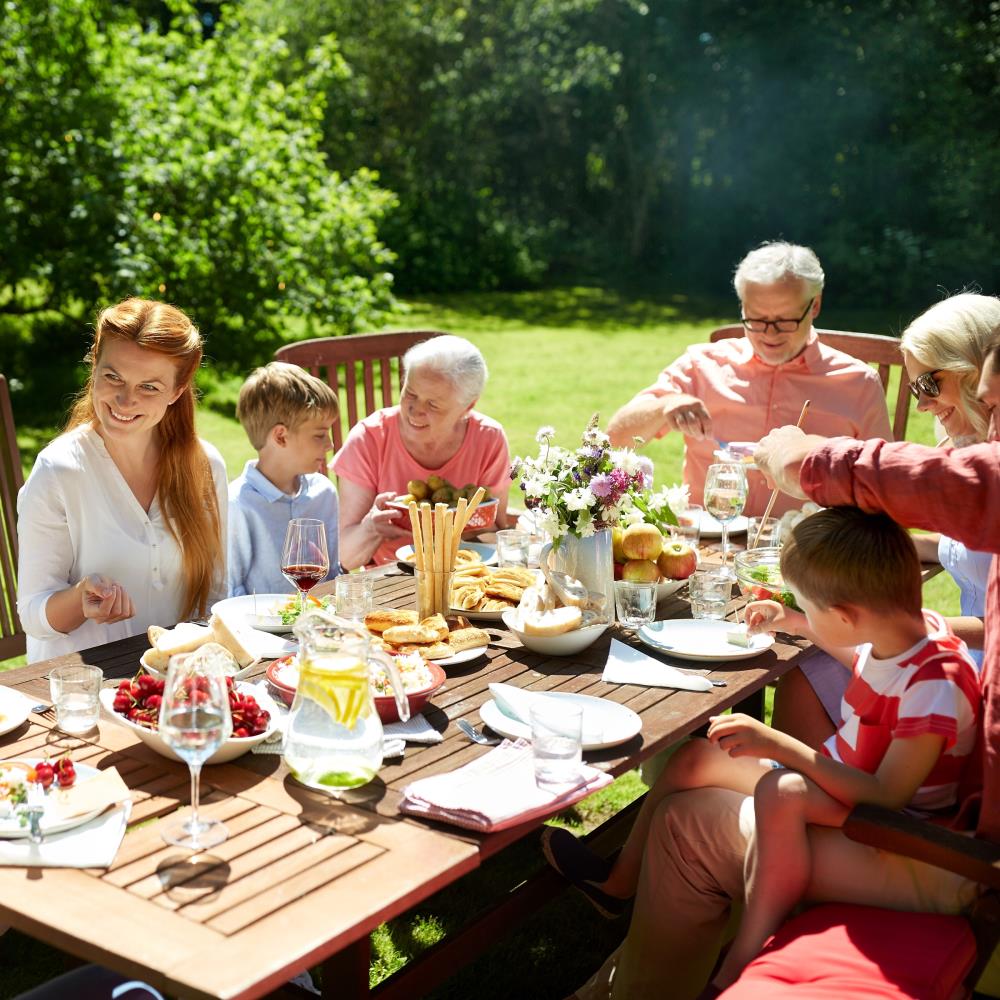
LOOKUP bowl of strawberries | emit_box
[100,671,280,764]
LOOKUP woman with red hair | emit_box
[17,299,227,662]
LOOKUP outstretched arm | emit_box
[607,392,713,447]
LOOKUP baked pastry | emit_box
[455,549,484,567]
[446,627,489,652]
[452,582,486,610]
[491,567,537,588]
[484,580,524,603]
[454,563,490,580]
[364,609,419,634]
[382,623,441,645]
[419,614,450,641]
[478,597,516,612]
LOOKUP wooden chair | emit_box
[709,325,912,441]
[0,373,26,660]
[274,330,445,451]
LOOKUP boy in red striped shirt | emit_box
[543,507,981,998]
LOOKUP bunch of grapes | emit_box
[112,671,270,738]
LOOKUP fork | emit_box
[23,783,45,844]
[456,719,501,746]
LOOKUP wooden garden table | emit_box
[0,566,811,999]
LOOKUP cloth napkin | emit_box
[602,638,714,692]
[487,682,605,744]
[0,801,131,868]
[399,738,612,832]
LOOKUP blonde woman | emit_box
[17,299,227,662]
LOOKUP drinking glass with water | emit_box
[614,580,657,630]
[688,570,731,620]
[531,701,583,790]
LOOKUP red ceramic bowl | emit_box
[387,496,499,531]
[374,661,447,724]
[265,656,446,724]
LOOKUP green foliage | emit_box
[1,0,398,369]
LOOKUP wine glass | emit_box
[704,462,748,580]
[281,518,330,614]
[158,646,232,850]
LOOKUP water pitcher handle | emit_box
[370,647,410,723]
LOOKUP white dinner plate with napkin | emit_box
[638,619,774,662]
[400,738,612,832]
[699,512,749,538]
[603,638,715,692]
[0,801,131,868]
[480,682,641,751]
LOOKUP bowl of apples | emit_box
[612,522,698,599]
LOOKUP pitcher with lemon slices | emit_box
[285,611,410,791]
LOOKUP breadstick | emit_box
[408,501,425,571]
[420,502,433,612]
[434,502,447,610]
[458,487,486,535]
[452,497,469,556]
[443,508,455,574]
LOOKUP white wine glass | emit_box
[281,518,330,614]
[158,646,232,851]
[704,462,748,580]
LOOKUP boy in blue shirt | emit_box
[228,362,340,596]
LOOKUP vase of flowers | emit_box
[511,417,681,611]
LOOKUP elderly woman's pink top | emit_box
[330,406,511,564]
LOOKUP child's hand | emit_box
[744,600,785,636]
[707,713,785,760]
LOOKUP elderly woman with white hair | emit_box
[331,335,511,567]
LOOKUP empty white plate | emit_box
[699,512,749,538]
[0,687,31,738]
[638,619,773,662]
[480,690,641,751]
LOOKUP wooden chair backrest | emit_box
[708,325,912,441]
[274,330,445,451]
[0,374,26,660]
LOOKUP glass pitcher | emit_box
[284,610,409,791]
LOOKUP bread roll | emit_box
[446,627,489,652]
[364,609,419,634]
[382,623,441,645]
[484,581,524,603]
[491,567,537,588]
[522,606,583,636]
[419,614,450,641]
[396,641,453,660]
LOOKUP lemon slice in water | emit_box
[297,657,370,730]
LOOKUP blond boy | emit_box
[228,362,339,596]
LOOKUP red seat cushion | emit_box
[720,903,976,1000]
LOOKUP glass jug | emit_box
[284,610,409,791]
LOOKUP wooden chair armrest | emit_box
[844,804,1000,891]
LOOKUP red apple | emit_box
[657,540,698,580]
[622,559,660,584]
[613,560,624,580]
[622,522,663,561]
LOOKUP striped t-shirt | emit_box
[823,610,981,813]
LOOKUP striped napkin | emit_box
[399,738,611,832]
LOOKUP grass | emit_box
[1,287,960,997]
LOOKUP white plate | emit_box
[699,512,749,538]
[210,594,332,634]
[396,541,498,566]
[0,687,32,738]
[638,619,774,661]
[0,761,105,838]
[433,646,488,667]
[99,684,281,765]
[480,692,641,751]
[449,605,510,622]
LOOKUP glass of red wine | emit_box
[281,518,330,614]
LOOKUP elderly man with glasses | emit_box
[607,241,892,516]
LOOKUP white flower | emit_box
[522,472,552,500]
[535,425,556,443]
[575,514,596,537]
[582,426,610,448]
[621,506,646,527]
[538,510,564,539]
[610,448,642,476]
[564,487,595,512]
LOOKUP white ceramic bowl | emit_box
[656,577,688,600]
[99,683,280,765]
[501,610,609,656]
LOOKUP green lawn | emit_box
[1,287,960,997]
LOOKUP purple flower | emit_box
[590,473,615,499]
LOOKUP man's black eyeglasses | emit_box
[740,298,815,335]
[908,370,942,401]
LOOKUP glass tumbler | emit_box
[688,571,731,620]
[49,665,102,734]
